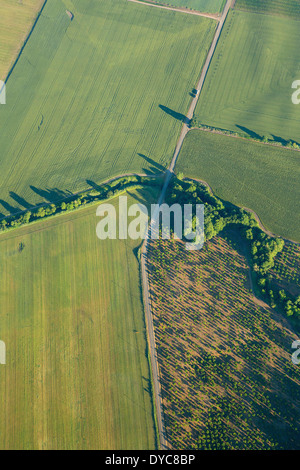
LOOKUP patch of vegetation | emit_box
[176,130,300,242]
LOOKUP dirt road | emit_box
[128,0,221,20]
[140,0,234,449]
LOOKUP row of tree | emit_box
[190,116,300,150]
[0,175,160,233]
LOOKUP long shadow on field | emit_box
[159,104,188,123]
[137,153,166,175]
[9,192,34,210]
[236,125,262,140]
[271,134,300,147]
[30,186,72,203]
[0,199,20,215]
[271,134,289,146]
[127,188,152,207]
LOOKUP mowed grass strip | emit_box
[139,0,225,13]
[0,0,45,81]
[194,10,300,144]
[176,130,300,242]
[235,0,300,19]
[0,187,158,450]
[0,0,216,215]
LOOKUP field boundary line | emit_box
[189,126,300,153]
[128,0,221,20]
[5,0,48,84]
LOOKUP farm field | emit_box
[0,0,45,81]
[194,9,300,144]
[0,187,158,450]
[138,0,225,13]
[176,130,300,242]
[147,231,300,449]
[0,0,216,216]
[235,0,300,18]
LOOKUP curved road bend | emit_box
[141,0,234,450]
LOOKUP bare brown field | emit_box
[147,228,300,449]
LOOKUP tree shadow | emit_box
[0,199,20,215]
[86,179,103,192]
[30,186,72,203]
[9,192,34,210]
[236,125,262,140]
[126,188,150,207]
[137,153,166,174]
[271,134,300,147]
[159,104,188,124]
[271,134,288,146]
[189,88,198,98]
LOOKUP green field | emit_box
[235,0,300,18]
[0,0,216,216]
[176,130,300,242]
[141,0,225,13]
[0,187,158,450]
[0,0,44,80]
[194,10,300,144]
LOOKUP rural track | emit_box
[140,0,234,450]
[128,0,221,20]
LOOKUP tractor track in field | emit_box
[140,0,234,449]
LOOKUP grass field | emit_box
[148,231,300,449]
[0,0,215,216]
[0,187,158,450]
[140,0,225,13]
[0,0,45,81]
[235,0,300,18]
[194,9,300,144]
[176,130,300,242]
